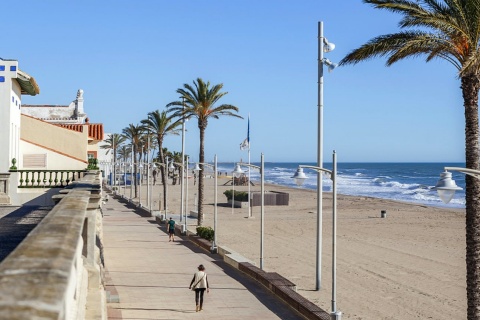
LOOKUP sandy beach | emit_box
[124,174,466,319]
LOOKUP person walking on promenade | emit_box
[189,264,209,312]
[152,168,157,185]
[167,217,175,242]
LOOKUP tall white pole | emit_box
[232,170,235,214]
[165,156,169,219]
[130,145,134,201]
[123,163,126,197]
[212,154,218,252]
[113,138,116,189]
[180,97,186,222]
[184,155,189,234]
[331,151,341,319]
[260,153,265,269]
[147,137,151,212]
[316,20,324,291]
[139,147,143,207]
[248,114,252,218]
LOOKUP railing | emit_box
[0,171,107,319]
[9,170,86,188]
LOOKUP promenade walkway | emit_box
[103,195,302,320]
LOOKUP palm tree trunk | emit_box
[134,146,138,198]
[198,121,206,226]
[158,137,167,211]
[461,75,480,320]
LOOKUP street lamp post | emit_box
[180,97,186,222]
[317,21,337,291]
[184,155,189,234]
[147,137,151,212]
[233,154,265,269]
[122,162,126,198]
[130,145,134,201]
[138,161,143,207]
[194,155,218,253]
[291,150,341,320]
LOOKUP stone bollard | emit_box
[381,210,387,218]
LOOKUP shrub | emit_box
[223,190,249,202]
[196,226,214,241]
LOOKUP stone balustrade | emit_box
[0,171,106,319]
[9,169,86,188]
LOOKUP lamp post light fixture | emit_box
[433,167,478,204]
[317,20,337,291]
[233,154,265,269]
[291,150,341,320]
[193,155,218,253]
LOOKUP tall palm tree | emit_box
[118,145,131,163]
[122,124,144,199]
[101,133,126,160]
[340,1,480,318]
[167,78,242,226]
[141,110,181,212]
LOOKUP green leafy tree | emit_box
[141,110,181,211]
[167,78,242,226]
[340,1,480,318]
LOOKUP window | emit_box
[23,154,47,168]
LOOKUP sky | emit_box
[8,1,466,163]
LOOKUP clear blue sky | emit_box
[10,1,465,163]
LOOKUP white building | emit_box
[0,58,104,205]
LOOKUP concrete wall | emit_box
[21,114,88,167]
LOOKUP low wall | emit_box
[0,171,106,319]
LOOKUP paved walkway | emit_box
[102,196,302,320]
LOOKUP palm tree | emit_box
[122,124,144,199]
[101,133,126,160]
[340,1,480,318]
[118,145,132,163]
[141,110,181,212]
[167,78,242,226]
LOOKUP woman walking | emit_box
[189,264,209,312]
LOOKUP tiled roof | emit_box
[56,123,104,141]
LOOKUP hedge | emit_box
[223,190,249,202]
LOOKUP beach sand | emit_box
[127,175,466,319]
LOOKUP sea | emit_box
[213,162,466,209]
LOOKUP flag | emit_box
[240,115,250,150]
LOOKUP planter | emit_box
[227,199,249,208]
